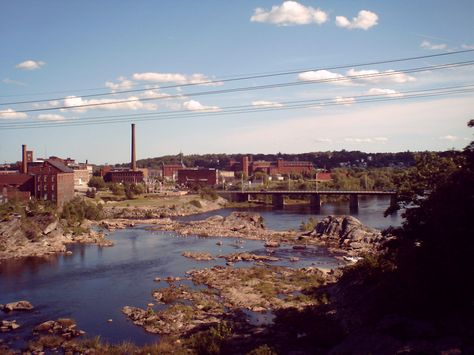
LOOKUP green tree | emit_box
[88,176,106,190]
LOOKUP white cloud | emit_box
[0,109,27,119]
[334,96,355,105]
[62,95,158,112]
[298,68,415,86]
[132,72,222,86]
[105,77,134,91]
[251,100,283,107]
[314,138,332,143]
[344,137,387,143]
[439,135,459,141]
[3,78,26,86]
[461,44,474,50]
[15,60,46,70]
[142,89,172,99]
[335,10,378,30]
[297,69,351,85]
[367,88,403,97]
[183,100,220,112]
[250,1,328,26]
[37,114,65,121]
[420,40,447,50]
[347,68,416,84]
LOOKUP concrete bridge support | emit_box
[349,194,359,213]
[389,194,398,212]
[272,194,285,208]
[310,194,321,213]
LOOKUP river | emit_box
[0,196,401,348]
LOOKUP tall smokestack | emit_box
[131,123,137,171]
[22,144,28,174]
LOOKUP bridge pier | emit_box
[349,194,359,213]
[310,194,321,213]
[272,194,284,208]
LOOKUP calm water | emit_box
[0,197,399,347]
[178,195,402,231]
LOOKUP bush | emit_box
[189,199,202,208]
[108,183,124,196]
[88,176,106,190]
[199,187,218,201]
[300,217,318,232]
[61,197,104,226]
[187,322,232,355]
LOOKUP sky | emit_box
[0,0,473,164]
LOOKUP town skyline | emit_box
[1,1,473,164]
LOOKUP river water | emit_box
[0,196,401,347]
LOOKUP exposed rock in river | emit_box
[1,300,34,312]
[182,251,214,261]
[305,215,392,255]
[218,252,279,263]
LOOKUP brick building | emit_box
[233,156,314,177]
[162,163,185,181]
[177,168,218,186]
[103,170,144,184]
[0,145,75,207]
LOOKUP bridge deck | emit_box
[218,190,396,195]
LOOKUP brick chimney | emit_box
[22,144,27,174]
[131,123,137,171]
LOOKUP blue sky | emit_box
[1,0,473,164]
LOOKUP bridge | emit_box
[218,190,397,212]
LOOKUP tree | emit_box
[88,176,106,190]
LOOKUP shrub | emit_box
[199,187,218,201]
[187,322,232,355]
[189,199,202,208]
[300,217,318,232]
[88,176,106,190]
[108,183,124,196]
[61,197,104,226]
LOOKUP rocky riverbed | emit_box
[0,215,113,261]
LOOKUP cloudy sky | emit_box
[0,1,473,164]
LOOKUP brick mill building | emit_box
[233,155,314,177]
[0,145,74,206]
[177,168,218,186]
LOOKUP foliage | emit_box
[187,322,232,355]
[108,183,124,196]
[189,199,203,208]
[123,183,145,199]
[300,217,318,232]
[88,176,106,190]
[61,197,104,226]
[199,186,218,201]
[247,344,278,355]
[85,188,96,198]
[385,152,461,215]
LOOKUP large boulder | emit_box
[222,212,265,229]
[309,216,387,254]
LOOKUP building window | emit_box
[44,175,47,182]
[52,176,55,182]
[52,184,55,191]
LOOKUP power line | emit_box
[2,85,472,130]
[2,61,473,114]
[1,49,473,105]
[1,83,472,127]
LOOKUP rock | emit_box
[107,319,113,323]
[1,320,20,332]
[293,245,307,250]
[43,221,58,235]
[216,241,223,246]
[154,277,161,282]
[290,257,300,262]
[1,300,34,312]
[264,240,281,248]
[182,251,214,261]
[66,251,73,255]
[219,252,279,263]
[309,215,389,254]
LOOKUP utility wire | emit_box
[1,84,472,127]
[2,85,472,130]
[1,61,473,113]
[0,49,473,104]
